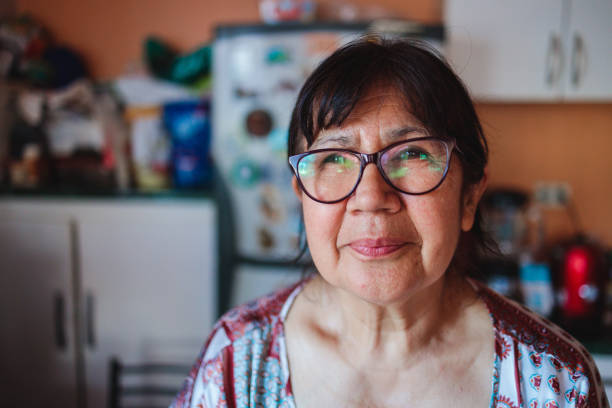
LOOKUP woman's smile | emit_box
[346,237,409,258]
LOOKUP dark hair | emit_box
[288,35,495,275]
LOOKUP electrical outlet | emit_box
[533,182,571,207]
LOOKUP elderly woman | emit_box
[172,37,607,408]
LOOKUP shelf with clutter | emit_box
[0,16,214,198]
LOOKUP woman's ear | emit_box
[292,176,303,201]
[461,168,488,232]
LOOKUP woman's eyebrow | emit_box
[312,126,425,148]
[388,126,427,140]
[311,133,353,148]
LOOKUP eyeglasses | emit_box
[288,137,456,204]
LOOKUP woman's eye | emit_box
[320,153,355,172]
[397,149,429,161]
[323,154,350,165]
[323,154,342,163]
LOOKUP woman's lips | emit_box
[348,238,407,258]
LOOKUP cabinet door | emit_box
[76,202,217,408]
[563,0,612,100]
[593,354,612,406]
[445,0,564,101]
[0,218,78,408]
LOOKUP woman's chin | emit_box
[333,262,430,306]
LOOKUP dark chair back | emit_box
[108,357,191,408]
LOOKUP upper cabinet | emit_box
[563,0,612,100]
[444,0,612,102]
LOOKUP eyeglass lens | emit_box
[296,139,449,202]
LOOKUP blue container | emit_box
[163,99,213,189]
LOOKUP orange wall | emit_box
[16,0,612,247]
[479,103,612,247]
[17,0,440,79]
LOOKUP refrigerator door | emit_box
[213,26,363,262]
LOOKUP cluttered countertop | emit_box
[478,188,612,355]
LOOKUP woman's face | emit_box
[293,89,486,306]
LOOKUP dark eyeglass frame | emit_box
[288,136,458,204]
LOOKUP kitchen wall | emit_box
[17,0,612,247]
[0,0,15,18]
[16,0,440,79]
[479,103,612,247]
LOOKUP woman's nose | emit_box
[346,163,401,213]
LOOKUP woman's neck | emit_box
[309,271,476,367]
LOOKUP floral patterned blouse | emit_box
[171,279,609,408]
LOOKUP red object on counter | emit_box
[562,246,596,317]
[559,241,607,335]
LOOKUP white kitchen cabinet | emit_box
[78,202,217,408]
[593,354,612,405]
[563,0,612,99]
[445,0,612,102]
[0,198,217,408]
[0,218,78,408]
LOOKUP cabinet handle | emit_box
[571,33,586,87]
[53,292,67,351]
[85,292,96,349]
[545,34,562,87]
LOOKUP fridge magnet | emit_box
[230,157,261,188]
[259,184,286,223]
[275,79,298,92]
[245,108,273,138]
[266,46,291,64]
[233,87,258,98]
[266,128,288,157]
[257,227,275,250]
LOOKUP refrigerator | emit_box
[212,22,444,310]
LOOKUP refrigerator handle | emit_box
[53,291,67,351]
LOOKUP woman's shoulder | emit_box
[218,280,304,340]
[201,280,305,363]
[472,280,608,407]
[171,281,304,408]
[475,281,593,370]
